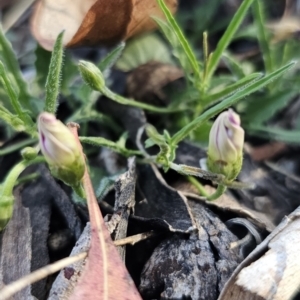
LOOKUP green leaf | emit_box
[248,125,300,144]
[99,42,125,71]
[116,33,173,72]
[153,17,191,75]
[222,52,254,79]
[252,0,273,73]
[44,31,64,114]
[243,89,298,124]
[0,138,37,156]
[203,72,262,105]
[0,26,31,110]
[171,61,295,146]
[156,0,201,85]
[0,61,35,133]
[207,0,255,80]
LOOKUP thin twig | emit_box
[0,252,87,300]
[114,231,156,246]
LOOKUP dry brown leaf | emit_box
[218,206,300,300]
[31,0,177,50]
[68,124,141,300]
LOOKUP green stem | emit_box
[15,173,40,186]
[1,156,45,197]
[206,184,226,201]
[0,156,45,230]
[102,87,185,114]
[79,136,142,157]
[187,176,209,197]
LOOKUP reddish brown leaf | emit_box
[68,124,141,300]
[31,0,177,51]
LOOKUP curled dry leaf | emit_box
[31,0,178,50]
[218,206,300,300]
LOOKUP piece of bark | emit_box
[136,164,195,232]
[139,200,242,299]
[40,165,82,240]
[182,185,274,233]
[238,154,300,225]
[0,188,35,300]
[48,223,91,300]
[219,206,300,300]
[21,174,52,299]
[107,157,136,260]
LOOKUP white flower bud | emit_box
[207,109,244,181]
[38,112,85,185]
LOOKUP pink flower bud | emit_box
[38,112,85,185]
[207,109,244,181]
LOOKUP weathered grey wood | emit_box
[0,188,36,300]
[219,206,300,300]
[48,223,91,300]
[111,157,136,261]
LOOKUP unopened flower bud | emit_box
[207,109,244,181]
[38,112,85,186]
[78,60,105,91]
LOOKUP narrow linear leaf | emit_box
[222,52,248,79]
[244,89,298,124]
[207,0,255,79]
[171,61,295,145]
[79,136,142,157]
[0,61,35,132]
[0,61,24,117]
[247,125,300,143]
[156,0,201,83]
[203,72,262,105]
[152,17,190,74]
[99,42,125,71]
[252,0,274,73]
[44,31,64,114]
[0,26,31,109]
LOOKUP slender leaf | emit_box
[171,61,295,145]
[207,0,255,80]
[247,125,300,143]
[153,17,191,74]
[252,0,274,73]
[203,72,262,105]
[0,26,31,110]
[243,89,298,124]
[222,52,249,79]
[44,31,64,114]
[0,61,35,133]
[156,0,201,84]
[99,42,125,71]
